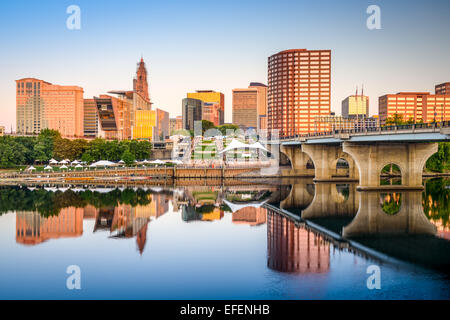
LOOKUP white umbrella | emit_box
[75,164,83,169]
[49,159,58,165]
[44,165,53,171]
[118,160,125,164]
[60,165,68,170]
[26,166,36,171]
[89,163,97,168]
[150,159,165,165]
[59,160,68,164]
[71,160,80,165]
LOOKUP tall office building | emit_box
[232,82,267,129]
[187,90,225,125]
[422,94,450,122]
[133,58,150,103]
[182,97,203,130]
[435,82,450,95]
[133,110,156,140]
[267,49,331,137]
[378,92,429,125]
[95,94,132,140]
[83,99,98,137]
[342,95,369,118]
[16,78,84,137]
[155,108,170,141]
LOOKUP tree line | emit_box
[0,129,152,168]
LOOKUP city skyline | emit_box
[1,0,450,130]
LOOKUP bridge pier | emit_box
[280,145,315,177]
[343,191,437,237]
[343,142,438,191]
[301,144,359,182]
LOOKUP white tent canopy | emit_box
[44,165,53,171]
[150,159,165,165]
[59,160,69,164]
[75,164,83,169]
[91,160,115,167]
[60,165,68,169]
[71,160,80,165]
[219,139,268,154]
[26,166,36,171]
[49,159,58,165]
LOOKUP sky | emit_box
[0,0,450,131]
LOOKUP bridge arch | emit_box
[380,162,403,186]
[301,144,359,182]
[279,145,315,177]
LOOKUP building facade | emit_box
[232,82,267,130]
[182,97,203,130]
[155,108,170,141]
[83,99,98,138]
[435,82,450,95]
[267,49,331,137]
[422,94,450,122]
[187,90,225,126]
[16,78,84,137]
[133,110,156,140]
[95,95,132,140]
[342,95,369,118]
[378,92,429,125]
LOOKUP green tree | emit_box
[121,149,135,166]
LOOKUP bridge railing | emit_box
[276,121,450,141]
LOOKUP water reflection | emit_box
[1,178,449,274]
[267,212,330,273]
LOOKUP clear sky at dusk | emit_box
[0,0,449,130]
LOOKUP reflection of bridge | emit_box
[265,180,450,273]
[268,123,450,190]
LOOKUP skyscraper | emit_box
[232,82,267,130]
[342,95,369,118]
[182,98,203,130]
[83,99,98,138]
[267,49,331,137]
[133,58,150,103]
[16,78,84,137]
[187,90,225,125]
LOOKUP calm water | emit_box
[0,178,449,300]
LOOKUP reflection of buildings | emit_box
[232,207,267,226]
[16,208,84,245]
[267,211,330,273]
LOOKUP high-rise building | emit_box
[422,94,450,122]
[83,99,98,137]
[232,82,267,129]
[267,49,331,137]
[378,92,429,125]
[133,58,150,103]
[108,90,152,138]
[182,97,203,130]
[169,116,183,135]
[95,94,132,140]
[133,110,156,140]
[342,95,369,118]
[187,90,225,125]
[155,108,170,141]
[435,82,450,95]
[16,78,84,137]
